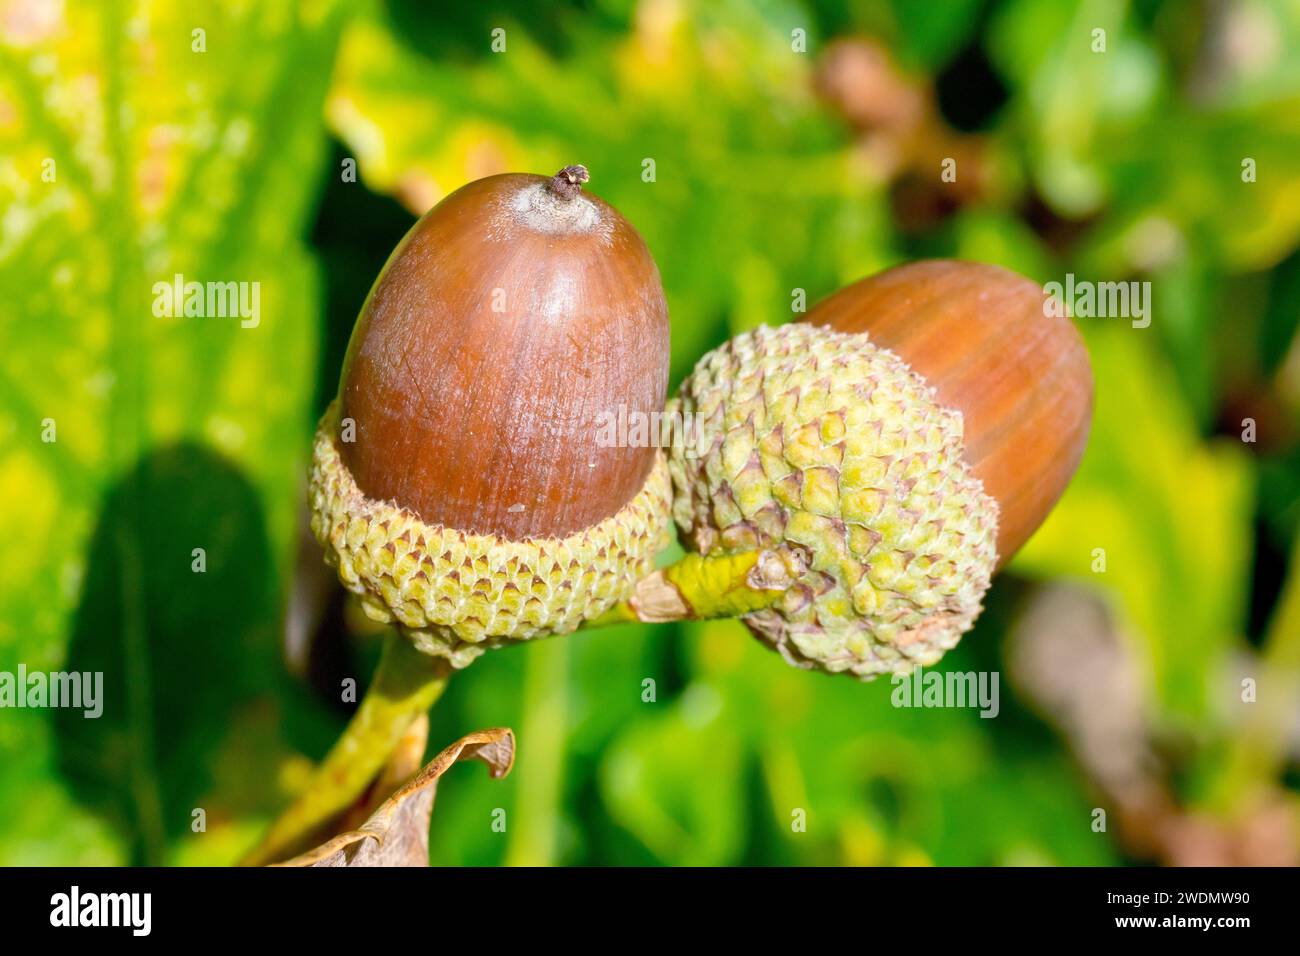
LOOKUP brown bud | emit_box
[805,259,1093,563]
[337,168,670,539]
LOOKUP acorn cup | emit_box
[606,260,1093,679]
[244,166,672,865]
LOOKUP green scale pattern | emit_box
[668,323,999,678]
[310,402,674,668]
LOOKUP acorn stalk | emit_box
[242,632,448,867]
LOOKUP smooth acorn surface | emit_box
[337,167,670,540]
[805,259,1093,563]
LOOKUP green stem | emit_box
[587,549,791,627]
[241,631,450,866]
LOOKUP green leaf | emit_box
[599,679,747,865]
[0,0,346,865]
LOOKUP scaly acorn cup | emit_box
[605,260,1092,680]
[245,166,672,865]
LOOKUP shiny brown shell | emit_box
[337,169,670,540]
[805,259,1093,563]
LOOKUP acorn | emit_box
[247,166,675,865]
[310,165,674,669]
[653,260,1092,679]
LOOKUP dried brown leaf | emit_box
[275,727,514,867]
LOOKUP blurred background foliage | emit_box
[1,0,1298,865]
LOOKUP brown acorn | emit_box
[804,259,1093,563]
[249,166,672,866]
[310,165,674,668]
